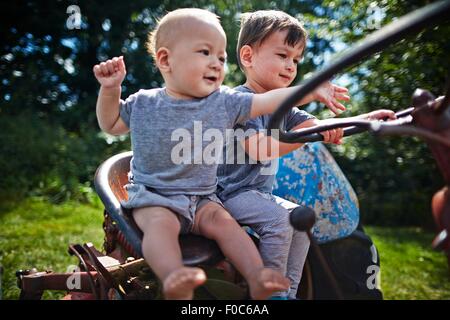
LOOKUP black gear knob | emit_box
[290,206,316,232]
[412,88,435,108]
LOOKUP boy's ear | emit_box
[240,45,253,68]
[156,47,171,72]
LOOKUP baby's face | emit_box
[166,19,227,99]
[248,30,304,91]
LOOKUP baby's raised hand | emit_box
[314,82,350,115]
[93,56,126,88]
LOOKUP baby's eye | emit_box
[293,58,299,64]
[219,56,226,63]
[277,53,287,59]
[199,49,210,56]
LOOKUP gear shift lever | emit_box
[290,206,344,299]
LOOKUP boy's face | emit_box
[164,19,227,99]
[245,30,304,92]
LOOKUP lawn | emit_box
[0,198,104,300]
[1,198,449,300]
[365,226,450,299]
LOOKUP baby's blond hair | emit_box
[146,8,222,62]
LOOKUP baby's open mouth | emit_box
[204,76,217,82]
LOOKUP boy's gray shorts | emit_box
[121,183,223,234]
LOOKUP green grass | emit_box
[365,226,450,300]
[1,198,449,300]
[0,198,104,300]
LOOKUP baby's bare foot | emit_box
[163,267,207,300]
[248,268,290,300]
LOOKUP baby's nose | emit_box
[210,57,222,69]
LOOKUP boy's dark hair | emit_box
[237,10,308,71]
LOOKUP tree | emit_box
[1,0,448,227]
[314,0,450,226]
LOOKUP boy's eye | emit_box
[293,59,299,64]
[199,49,210,56]
[277,53,287,59]
[219,56,226,63]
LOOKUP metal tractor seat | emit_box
[94,151,224,267]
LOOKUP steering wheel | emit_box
[267,0,450,146]
[276,1,450,290]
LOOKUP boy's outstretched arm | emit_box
[250,82,350,118]
[354,109,396,121]
[93,56,129,135]
[243,118,344,162]
[243,109,397,162]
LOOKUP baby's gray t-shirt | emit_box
[217,85,315,202]
[120,86,253,195]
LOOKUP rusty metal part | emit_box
[68,244,100,299]
[82,243,124,298]
[412,93,450,183]
[16,268,100,299]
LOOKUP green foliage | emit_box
[320,0,450,226]
[0,0,449,226]
[0,198,104,300]
[366,226,450,299]
[331,135,443,227]
[0,113,130,204]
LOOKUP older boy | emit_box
[94,8,348,300]
[217,10,395,299]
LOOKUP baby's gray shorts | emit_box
[121,183,223,234]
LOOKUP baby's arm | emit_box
[250,82,350,118]
[93,56,129,135]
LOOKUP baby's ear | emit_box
[240,45,253,68]
[156,47,170,72]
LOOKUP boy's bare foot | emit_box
[248,268,290,300]
[163,267,207,300]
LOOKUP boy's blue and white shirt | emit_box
[217,85,315,202]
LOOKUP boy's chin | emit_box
[279,79,293,87]
[267,82,290,91]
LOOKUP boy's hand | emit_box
[320,127,344,144]
[313,82,350,115]
[361,109,397,121]
[301,119,344,145]
[93,56,126,88]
